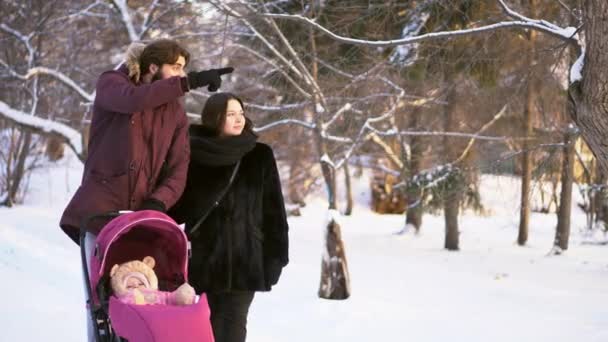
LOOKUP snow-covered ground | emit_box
[1,154,608,341]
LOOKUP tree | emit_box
[250,0,608,177]
[553,125,577,253]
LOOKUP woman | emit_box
[170,93,289,342]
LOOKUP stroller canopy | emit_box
[89,211,189,299]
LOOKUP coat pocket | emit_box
[85,170,129,209]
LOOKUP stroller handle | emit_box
[80,210,132,342]
[80,210,134,235]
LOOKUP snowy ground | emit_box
[1,155,608,341]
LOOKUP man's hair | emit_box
[139,39,190,76]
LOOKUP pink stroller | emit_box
[80,210,214,342]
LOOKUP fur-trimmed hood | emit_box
[125,42,146,83]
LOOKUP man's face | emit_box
[151,55,186,81]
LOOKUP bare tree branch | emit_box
[452,104,508,164]
[141,0,160,37]
[367,132,404,169]
[211,1,306,81]
[0,24,35,66]
[230,43,312,98]
[50,1,111,23]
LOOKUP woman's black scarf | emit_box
[189,124,258,166]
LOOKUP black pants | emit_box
[207,291,255,342]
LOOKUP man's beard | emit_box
[151,69,164,82]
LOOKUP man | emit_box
[60,39,233,242]
[61,39,232,341]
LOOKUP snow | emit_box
[2,154,608,341]
[315,102,325,114]
[320,153,335,168]
[557,26,578,39]
[326,209,342,227]
[0,100,84,156]
[390,12,430,66]
[570,49,585,84]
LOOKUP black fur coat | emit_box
[170,139,289,293]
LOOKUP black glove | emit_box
[187,67,234,92]
[138,198,166,213]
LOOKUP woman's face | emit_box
[221,99,245,137]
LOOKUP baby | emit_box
[110,256,196,306]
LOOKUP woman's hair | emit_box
[139,39,190,77]
[201,93,253,136]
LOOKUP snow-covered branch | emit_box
[498,0,578,39]
[246,101,310,112]
[0,100,84,161]
[369,128,530,141]
[323,103,352,130]
[112,0,139,42]
[25,67,94,102]
[238,1,580,48]
[334,94,405,169]
[255,119,316,132]
[569,48,585,83]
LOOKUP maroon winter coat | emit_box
[60,65,190,243]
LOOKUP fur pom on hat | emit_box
[125,42,146,83]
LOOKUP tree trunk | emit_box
[8,131,32,203]
[554,128,577,252]
[343,162,353,216]
[318,217,351,299]
[518,0,537,245]
[308,26,350,300]
[444,193,460,250]
[288,130,307,207]
[2,128,17,204]
[572,1,608,174]
[443,85,460,251]
[3,130,32,207]
[406,110,424,233]
[593,161,608,230]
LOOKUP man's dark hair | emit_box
[140,39,190,76]
[201,93,254,136]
